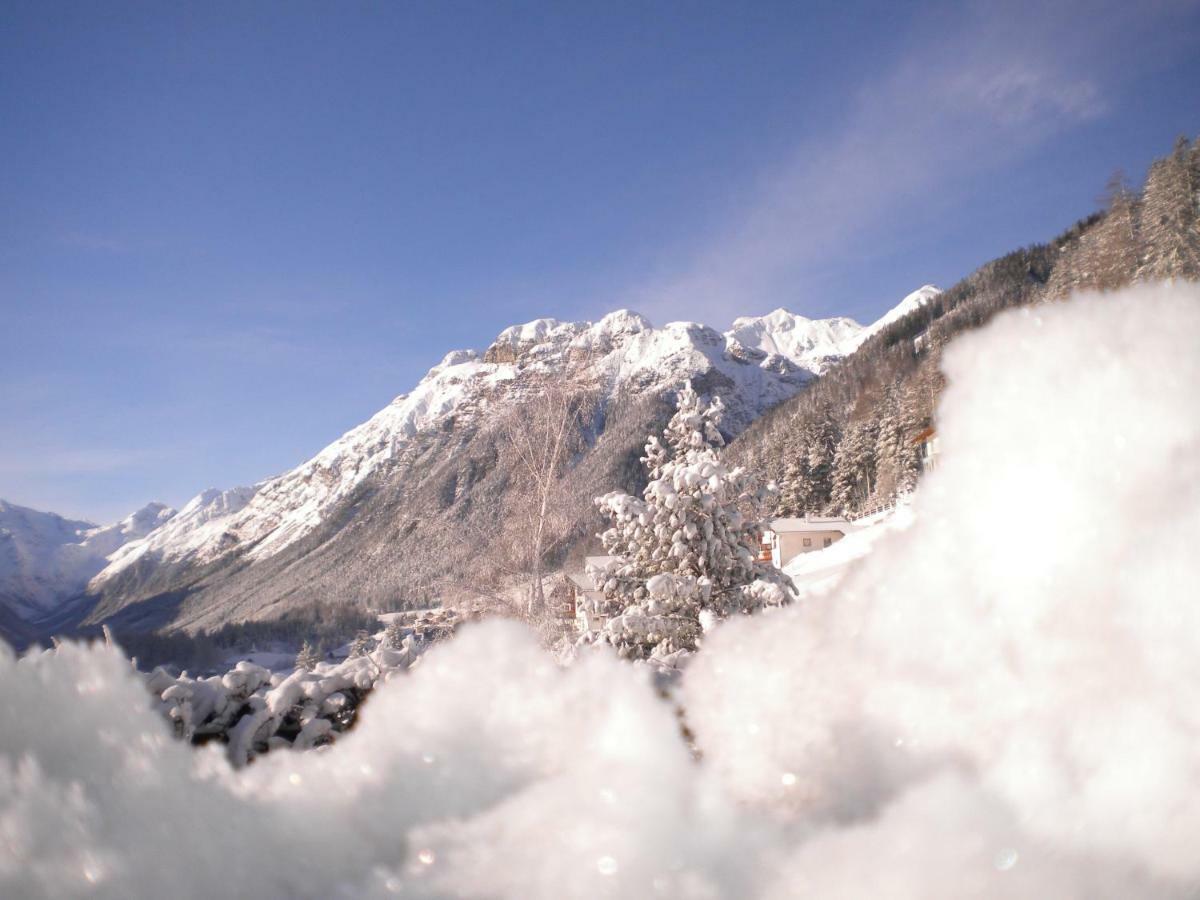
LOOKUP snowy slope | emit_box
[858,284,941,343]
[99,487,255,576]
[0,499,174,622]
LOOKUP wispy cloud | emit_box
[624,0,1187,327]
[953,64,1105,127]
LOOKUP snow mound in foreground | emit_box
[3,282,1200,898]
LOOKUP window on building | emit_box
[824,537,833,547]
[803,538,812,547]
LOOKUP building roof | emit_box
[566,572,594,590]
[567,555,619,591]
[768,517,851,534]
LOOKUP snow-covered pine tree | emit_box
[873,386,904,500]
[777,447,811,516]
[832,417,879,513]
[873,382,923,501]
[771,415,810,516]
[295,640,320,672]
[592,383,791,659]
[348,630,374,658]
[1140,137,1200,280]
[803,407,840,512]
[1089,171,1143,290]
[894,383,926,494]
[382,618,405,650]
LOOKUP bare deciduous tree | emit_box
[495,378,598,619]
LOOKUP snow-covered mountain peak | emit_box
[433,349,480,372]
[490,317,581,354]
[598,308,652,331]
[178,487,254,521]
[729,307,811,330]
[725,308,867,375]
[862,284,941,339]
[490,310,658,361]
[97,486,256,580]
[584,309,653,343]
[119,501,176,534]
[78,502,178,559]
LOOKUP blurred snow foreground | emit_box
[3,282,1200,899]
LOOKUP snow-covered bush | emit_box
[142,612,471,765]
[592,383,791,658]
[151,637,423,766]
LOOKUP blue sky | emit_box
[2,0,1198,522]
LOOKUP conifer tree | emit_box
[894,383,926,493]
[592,383,791,659]
[803,407,840,511]
[777,445,811,516]
[872,383,924,500]
[1140,137,1200,280]
[348,630,373,658]
[1091,170,1143,289]
[295,640,320,672]
[382,619,405,650]
[832,417,879,513]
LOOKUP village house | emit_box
[913,426,940,472]
[565,555,618,635]
[763,516,852,568]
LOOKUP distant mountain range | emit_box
[0,500,174,644]
[0,290,936,645]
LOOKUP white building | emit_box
[763,517,852,568]
[566,555,618,635]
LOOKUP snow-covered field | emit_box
[2,283,1199,899]
[218,649,300,673]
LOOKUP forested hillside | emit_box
[731,135,1200,515]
